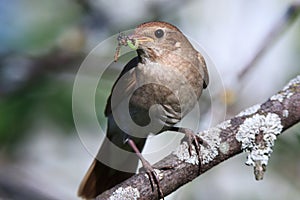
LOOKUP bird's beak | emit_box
[135,36,154,43]
[129,34,154,44]
[124,33,154,50]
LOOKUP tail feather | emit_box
[78,115,147,199]
[78,159,135,199]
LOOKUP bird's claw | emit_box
[142,160,165,200]
[127,139,165,199]
[180,128,208,174]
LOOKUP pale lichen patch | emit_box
[219,142,230,155]
[199,128,221,164]
[282,109,289,118]
[144,169,164,181]
[270,92,293,102]
[109,186,140,200]
[174,141,199,165]
[237,104,260,117]
[217,120,231,130]
[283,75,300,91]
[272,76,300,103]
[270,93,285,102]
[174,127,221,165]
[154,169,164,180]
[236,113,283,180]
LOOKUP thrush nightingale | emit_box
[78,21,209,199]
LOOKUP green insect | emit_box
[114,34,139,62]
[127,39,139,50]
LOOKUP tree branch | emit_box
[97,76,300,200]
[238,2,300,81]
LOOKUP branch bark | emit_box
[97,76,300,200]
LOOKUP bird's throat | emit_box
[137,48,160,64]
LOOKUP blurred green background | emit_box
[0,0,299,199]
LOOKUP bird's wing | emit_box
[197,52,209,89]
[104,57,138,116]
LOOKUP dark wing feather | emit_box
[104,57,139,116]
[197,53,209,89]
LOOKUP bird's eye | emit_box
[154,29,164,38]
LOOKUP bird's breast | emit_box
[129,60,203,128]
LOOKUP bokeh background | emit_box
[0,0,300,199]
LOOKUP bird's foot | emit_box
[172,127,209,174]
[127,139,164,199]
[140,159,165,200]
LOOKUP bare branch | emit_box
[238,2,300,81]
[97,76,300,200]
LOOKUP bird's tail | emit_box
[78,158,135,199]
[78,117,147,199]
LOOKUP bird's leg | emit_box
[170,127,209,174]
[127,139,164,200]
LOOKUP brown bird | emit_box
[78,21,209,199]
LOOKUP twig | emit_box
[238,2,300,81]
[96,76,300,200]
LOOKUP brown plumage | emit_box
[78,21,209,199]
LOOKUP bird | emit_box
[78,21,209,199]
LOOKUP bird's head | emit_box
[128,21,193,62]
